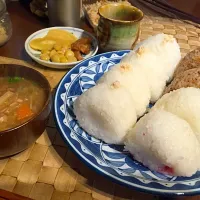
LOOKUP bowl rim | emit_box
[98,3,144,23]
[25,26,99,67]
[0,64,52,135]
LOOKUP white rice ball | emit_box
[134,33,181,81]
[74,82,137,144]
[121,33,181,102]
[153,87,200,142]
[121,49,167,103]
[97,63,150,117]
[124,110,200,177]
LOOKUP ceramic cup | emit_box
[97,3,143,51]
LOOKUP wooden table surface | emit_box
[167,0,200,19]
[1,1,200,200]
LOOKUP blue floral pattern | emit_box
[54,50,200,196]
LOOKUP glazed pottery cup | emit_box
[97,3,143,51]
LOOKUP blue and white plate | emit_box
[54,50,200,196]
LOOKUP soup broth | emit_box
[0,77,46,132]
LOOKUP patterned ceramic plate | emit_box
[54,50,200,196]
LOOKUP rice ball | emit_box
[121,34,181,102]
[153,87,200,142]
[74,82,137,144]
[124,110,200,177]
[121,49,167,103]
[97,63,150,117]
[134,33,181,81]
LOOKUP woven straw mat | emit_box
[0,2,200,200]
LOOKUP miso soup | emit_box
[0,77,46,131]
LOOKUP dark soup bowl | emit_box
[0,64,52,158]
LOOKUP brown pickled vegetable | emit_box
[71,37,92,61]
[74,51,83,61]
[71,37,92,54]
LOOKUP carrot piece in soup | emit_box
[17,103,33,121]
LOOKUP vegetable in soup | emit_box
[0,77,46,131]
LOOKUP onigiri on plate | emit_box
[97,63,150,117]
[124,109,200,177]
[153,87,200,142]
[73,82,137,144]
[121,33,181,102]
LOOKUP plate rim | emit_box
[53,50,200,197]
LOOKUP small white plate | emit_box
[25,27,98,69]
